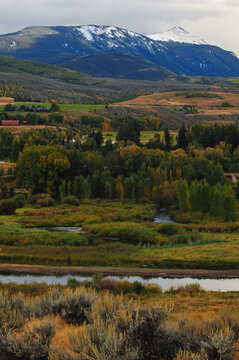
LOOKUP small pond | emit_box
[1,274,239,292]
[154,212,177,224]
[45,227,82,232]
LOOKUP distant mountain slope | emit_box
[160,42,239,77]
[0,25,185,75]
[0,56,87,83]
[63,53,174,80]
[147,27,239,77]
[0,25,239,77]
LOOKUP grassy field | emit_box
[114,91,239,116]
[0,201,238,270]
[0,102,106,112]
[102,130,178,144]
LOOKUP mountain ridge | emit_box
[0,24,239,78]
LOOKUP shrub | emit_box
[83,216,102,225]
[114,280,133,294]
[100,278,118,291]
[30,193,53,205]
[62,319,138,360]
[0,199,17,215]
[132,281,145,294]
[84,222,164,245]
[168,283,203,295]
[12,194,26,209]
[158,223,181,236]
[168,232,220,246]
[221,101,233,107]
[35,288,96,325]
[67,278,78,288]
[61,196,80,206]
[36,198,54,208]
[0,320,55,360]
[174,349,209,360]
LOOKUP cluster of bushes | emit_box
[0,229,88,247]
[0,287,237,359]
[156,223,181,236]
[30,193,54,208]
[83,222,166,245]
[0,194,26,215]
[167,232,221,246]
[68,277,162,296]
[61,195,79,206]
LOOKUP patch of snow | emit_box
[147,26,207,45]
[199,61,208,69]
[233,51,239,59]
[114,31,126,39]
[72,25,165,54]
[77,26,94,41]
[107,41,118,48]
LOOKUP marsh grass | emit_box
[0,224,88,246]
[17,201,156,227]
[83,222,167,245]
[0,201,236,270]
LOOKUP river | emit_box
[154,212,177,224]
[1,273,239,292]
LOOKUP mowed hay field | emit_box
[114,91,239,115]
[0,97,14,105]
[102,130,178,144]
[0,125,63,135]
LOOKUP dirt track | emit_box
[1,264,239,279]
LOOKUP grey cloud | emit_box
[0,0,237,51]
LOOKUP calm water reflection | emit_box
[154,213,177,224]
[0,274,239,292]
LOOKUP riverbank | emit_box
[1,263,239,278]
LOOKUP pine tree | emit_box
[177,125,188,150]
[164,127,171,151]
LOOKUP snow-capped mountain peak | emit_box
[234,51,239,59]
[70,25,166,54]
[147,26,208,45]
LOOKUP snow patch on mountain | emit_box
[75,25,128,41]
[72,25,166,55]
[76,26,94,41]
[147,26,207,45]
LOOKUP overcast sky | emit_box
[0,0,238,52]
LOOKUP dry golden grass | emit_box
[0,97,14,104]
[0,125,61,135]
[114,91,239,115]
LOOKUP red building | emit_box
[1,120,19,126]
